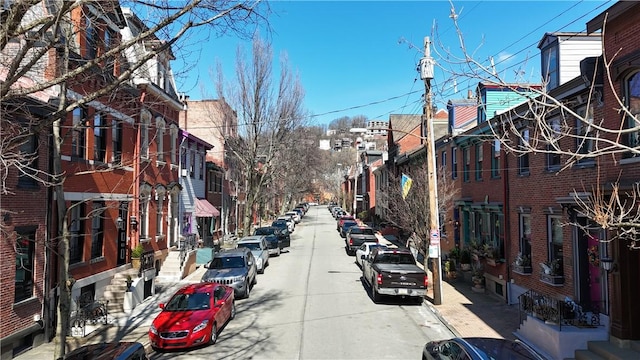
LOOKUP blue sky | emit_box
[175,1,612,127]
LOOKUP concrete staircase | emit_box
[569,340,640,360]
[102,268,139,321]
[155,250,183,285]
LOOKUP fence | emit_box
[518,289,603,331]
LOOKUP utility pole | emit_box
[420,36,443,305]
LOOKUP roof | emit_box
[388,114,422,142]
[587,1,639,33]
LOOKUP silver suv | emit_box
[201,248,257,299]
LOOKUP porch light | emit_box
[116,216,125,230]
[600,257,617,273]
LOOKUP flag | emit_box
[401,173,413,199]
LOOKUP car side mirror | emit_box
[248,261,253,266]
[159,303,165,310]
[215,300,225,307]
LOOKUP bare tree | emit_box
[377,161,459,268]
[433,3,640,248]
[1,1,267,357]
[217,36,307,235]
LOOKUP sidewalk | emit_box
[14,266,208,360]
[377,234,521,341]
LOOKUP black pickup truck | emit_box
[345,225,378,255]
[361,247,427,303]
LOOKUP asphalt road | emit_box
[148,206,453,359]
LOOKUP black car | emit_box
[255,226,291,247]
[65,341,148,360]
[422,337,544,360]
[264,234,282,256]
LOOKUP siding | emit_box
[559,38,602,85]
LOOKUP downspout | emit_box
[43,122,54,340]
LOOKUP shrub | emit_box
[460,248,472,264]
[131,244,145,258]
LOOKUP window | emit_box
[491,139,500,178]
[156,187,166,236]
[190,150,195,178]
[140,110,151,159]
[519,213,532,257]
[199,153,204,180]
[452,147,458,179]
[93,113,106,162]
[69,202,85,264]
[112,119,122,164]
[17,132,39,188]
[518,129,530,175]
[624,71,640,156]
[548,215,564,276]
[541,45,558,90]
[475,143,483,181]
[91,202,104,260]
[72,107,87,158]
[170,125,178,164]
[140,185,152,239]
[576,105,595,163]
[156,117,165,163]
[104,28,115,74]
[85,14,97,59]
[14,228,35,303]
[208,170,214,192]
[547,117,561,170]
[463,147,470,182]
[441,151,446,169]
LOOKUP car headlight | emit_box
[256,258,263,267]
[193,320,209,333]
[150,324,158,335]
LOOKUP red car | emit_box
[149,282,235,350]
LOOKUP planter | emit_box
[540,273,564,285]
[460,263,471,271]
[513,264,533,274]
[131,257,141,270]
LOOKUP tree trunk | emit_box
[52,118,70,360]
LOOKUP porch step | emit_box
[574,340,640,360]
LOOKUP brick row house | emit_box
[370,3,640,358]
[0,3,233,358]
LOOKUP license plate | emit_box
[398,288,408,295]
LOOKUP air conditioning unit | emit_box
[180,169,188,177]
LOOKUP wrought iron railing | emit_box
[138,250,155,277]
[179,233,197,269]
[69,292,109,337]
[518,289,603,331]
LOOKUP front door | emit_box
[576,216,605,314]
[117,202,128,266]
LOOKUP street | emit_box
[148,206,453,359]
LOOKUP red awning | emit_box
[195,199,220,217]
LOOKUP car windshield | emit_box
[465,338,541,360]
[374,253,415,264]
[209,256,245,269]
[254,227,275,235]
[164,292,211,311]
[238,242,261,251]
[273,221,287,227]
[342,222,357,229]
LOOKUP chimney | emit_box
[467,89,473,99]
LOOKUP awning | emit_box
[195,199,220,217]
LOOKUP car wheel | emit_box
[372,281,381,303]
[230,301,237,320]
[209,323,218,345]
[244,281,251,299]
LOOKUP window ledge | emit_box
[89,256,105,264]
[140,237,151,243]
[156,160,167,167]
[620,156,640,165]
[572,161,596,169]
[12,296,39,309]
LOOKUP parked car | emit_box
[337,215,356,231]
[149,282,236,350]
[422,337,545,360]
[285,211,301,223]
[339,220,358,238]
[273,219,293,236]
[355,242,388,268]
[276,216,295,233]
[236,235,270,274]
[362,247,427,303]
[254,226,290,249]
[65,341,148,360]
[201,248,257,299]
[345,225,378,255]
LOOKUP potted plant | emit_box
[459,249,472,271]
[131,243,144,269]
[539,258,564,285]
[471,267,485,292]
[513,252,532,274]
[444,260,457,280]
[125,275,133,291]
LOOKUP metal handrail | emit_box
[518,289,603,331]
[179,233,197,269]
